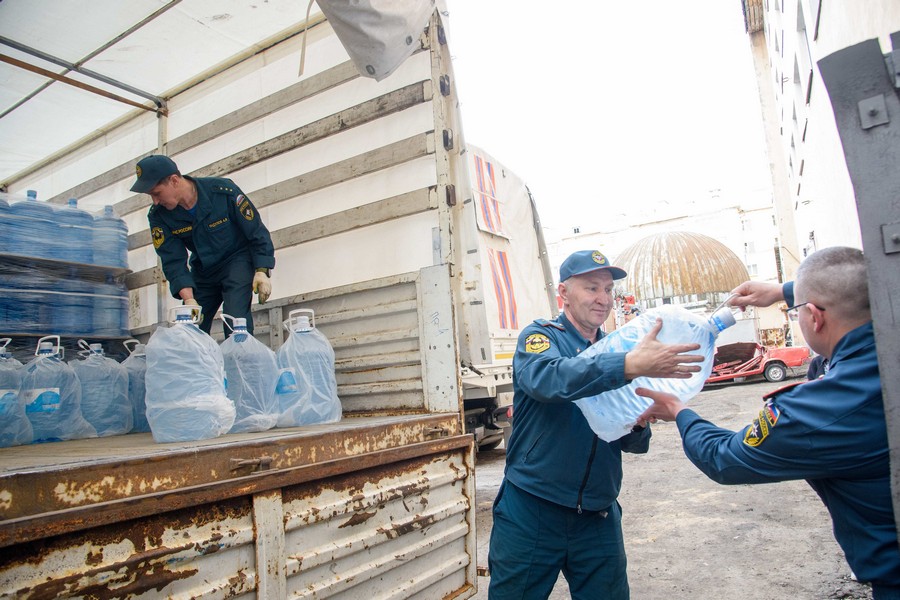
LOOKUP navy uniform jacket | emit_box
[148,177,275,298]
[504,312,651,512]
[674,283,898,585]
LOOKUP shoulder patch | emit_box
[525,333,551,354]
[151,227,165,249]
[743,398,781,448]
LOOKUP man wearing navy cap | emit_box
[488,249,705,600]
[637,246,900,597]
[131,155,275,337]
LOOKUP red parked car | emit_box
[706,342,811,384]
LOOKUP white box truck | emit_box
[0,5,554,597]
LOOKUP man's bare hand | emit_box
[635,387,685,425]
[729,281,784,310]
[623,318,704,380]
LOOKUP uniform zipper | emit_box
[576,436,598,514]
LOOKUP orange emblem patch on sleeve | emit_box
[525,333,551,354]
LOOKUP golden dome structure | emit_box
[614,231,750,309]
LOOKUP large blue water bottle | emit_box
[71,340,132,437]
[58,198,94,264]
[0,338,32,448]
[21,335,97,442]
[55,268,93,336]
[276,309,342,427]
[0,193,10,254]
[574,304,737,442]
[94,275,129,337]
[8,190,58,259]
[122,339,150,433]
[145,306,235,442]
[92,205,129,268]
[220,315,280,433]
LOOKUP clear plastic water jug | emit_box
[71,340,132,437]
[574,303,737,442]
[275,309,342,427]
[145,306,235,442]
[220,315,280,433]
[0,338,32,447]
[21,335,97,442]
[122,339,150,433]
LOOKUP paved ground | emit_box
[471,378,873,599]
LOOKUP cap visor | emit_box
[130,179,155,193]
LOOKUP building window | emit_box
[747,264,759,276]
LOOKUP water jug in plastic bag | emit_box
[0,338,32,447]
[122,339,150,433]
[145,306,235,442]
[574,303,737,442]
[21,335,97,442]
[220,315,279,433]
[276,309,342,427]
[71,340,132,437]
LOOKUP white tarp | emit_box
[316,0,435,82]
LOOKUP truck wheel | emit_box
[764,363,787,382]
[479,440,502,452]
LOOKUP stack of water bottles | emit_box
[0,338,32,448]
[574,303,737,442]
[0,190,130,337]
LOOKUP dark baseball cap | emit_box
[130,155,179,193]
[559,250,627,282]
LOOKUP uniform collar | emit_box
[829,321,874,368]
[558,312,597,347]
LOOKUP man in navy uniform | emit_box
[488,250,705,600]
[637,246,900,598]
[130,155,275,336]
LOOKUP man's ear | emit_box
[808,304,826,333]
[557,282,568,303]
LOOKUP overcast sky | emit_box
[443,1,772,238]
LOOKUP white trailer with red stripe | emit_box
[454,146,557,449]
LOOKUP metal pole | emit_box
[818,32,900,540]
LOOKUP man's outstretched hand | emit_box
[623,318,704,380]
[635,387,685,425]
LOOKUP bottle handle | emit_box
[123,338,139,354]
[713,293,738,315]
[221,313,235,333]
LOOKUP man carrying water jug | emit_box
[130,155,275,337]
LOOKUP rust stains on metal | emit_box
[376,512,438,540]
[339,510,378,528]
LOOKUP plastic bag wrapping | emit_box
[20,354,97,442]
[122,346,150,433]
[145,321,235,443]
[71,352,132,437]
[276,327,342,427]
[221,331,280,433]
[0,354,32,447]
[0,260,128,337]
[574,306,719,442]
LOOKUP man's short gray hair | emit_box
[796,246,869,321]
